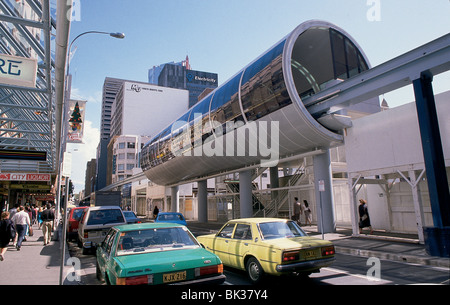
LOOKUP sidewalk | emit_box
[0,223,71,285]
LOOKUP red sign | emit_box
[0,173,51,181]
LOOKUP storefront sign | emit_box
[0,53,37,88]
[0,173,51,181]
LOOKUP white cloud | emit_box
[70,88,102,105]
[67,120,100,194]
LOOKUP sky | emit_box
[65,0,450,193]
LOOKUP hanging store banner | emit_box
[67,99,86,143]
[0,53,37,88]
[0,173,51,181]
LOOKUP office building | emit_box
[110,81,189,137]
[148,56,218,108]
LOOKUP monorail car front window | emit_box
[291,27,369,100]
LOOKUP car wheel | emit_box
[246,257,264,284]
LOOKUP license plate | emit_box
[303,249,318,259]
[163,271,186,283]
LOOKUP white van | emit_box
[78,206,126,254]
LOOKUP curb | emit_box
[335,246,450,269]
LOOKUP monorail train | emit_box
[140,20,371,186]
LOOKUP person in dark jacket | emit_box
[41,204,55,246]
[0,211,16,261]
[358,199,373,234]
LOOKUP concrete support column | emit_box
[239,170,253,218]
[171,186,179,213]
[409,170,425,244]
[198,180,208,223]
[313,150,336,234]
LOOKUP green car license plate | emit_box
[163,271,186,283]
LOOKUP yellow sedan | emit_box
[197,218,335,284]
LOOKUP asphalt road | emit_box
[66,240,449,286]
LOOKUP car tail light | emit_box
[282,251,299,262]
[195,264,223,277]
[321,246,335,256]
[84,232,88,238]
[116,275,153,285]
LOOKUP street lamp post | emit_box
[58,31,124,285]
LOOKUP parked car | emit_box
[66,206,87,241]
[123,210,141,224]
[78,206,126,254]
[197,218,335,284]
[96,222,226,285]
[155,212,187,226]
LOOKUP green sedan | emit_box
[96,222,226,285]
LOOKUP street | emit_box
[66,240,449,286]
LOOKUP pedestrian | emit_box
[0,211,15,261]
[8,204,18,219]
[358,199,373,234]
[11,206,30,250]
[41,204,55,245]
[153,205,159,219]
[31,205,37,225]
[37,206,43,229]
[293,197,303,225]
[303,200,312,226]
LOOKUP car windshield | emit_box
[72,209,85,221]
[158,214,184,221]
[86,209,125,226]
[116,227,200,256]
[258,221,307,240]
[123,211,136,218]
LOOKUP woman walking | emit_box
[0,211,16,261]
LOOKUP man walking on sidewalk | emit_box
[11,206,30,251]
[41,204,55,246]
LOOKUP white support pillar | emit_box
[239,170,253,218]
[399,170,426,244]
[348,175,360,236]
[410,170,425,244]
[198,180,208,223]
[171,186,179,213]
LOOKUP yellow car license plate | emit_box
[163,271,186,283]
[303,249,318,259]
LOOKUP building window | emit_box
[118,142,125,149]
